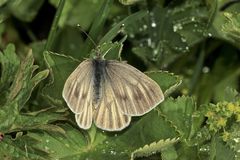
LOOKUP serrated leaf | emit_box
[0,48,54,133]
[0,134,49,159]
[160,96,196,139]
[26,108,179,160]
[222,12,240,45]
[0,43,20,105]
[131,138,179,160]
[42,51,79,104]
[146,71,182,97]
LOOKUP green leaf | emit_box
[0,43,20,104]
[222,12,240,46]
[119,0,143,5]
[99,10,147,44]
[160,96,196,139]
[8,0,44,22]
[82,0,114,57]
[147,71,182,97]
[42,51,79,104]
[0,48,50,133]
[49,0,104,29]
[131,138,179,160]
[26,107,179,159]
[210,137,235,160]
[0,134,49,159]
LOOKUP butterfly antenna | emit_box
[77,24,101,58]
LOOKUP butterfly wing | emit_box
[105,60,164,116]
[93,72,131,131]
[75,103,93,129]
[62,59,94,115]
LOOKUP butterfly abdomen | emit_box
[92,59,108,104]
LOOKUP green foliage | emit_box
[0,0,240,159]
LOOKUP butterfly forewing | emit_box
[62,60,94,114]
[105,60,164,116]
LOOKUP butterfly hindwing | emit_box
[94,72,131,131]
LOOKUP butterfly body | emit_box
[63,58,164,131]
[92,59,107,104]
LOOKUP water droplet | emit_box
[129,34,135,38]
[151,22,157,28]
[173,23,183,32]
[202,66,209,73]
[208,33,212,37]
[105,141,109,144]
[46,139,49,143]
[147,38,152,47]
[110,150,117,155]
[143,25,147,29]
[191,17,196,21]
[44,146,49,151]
[153,49,158,55]
[65,143,70,147]
[185,46,189,51]
[233,138,240,143]
[102,149,106,154]
[181,37,186,42]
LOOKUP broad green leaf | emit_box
[42,51,79,104]
[26,109,178,159]
[147,71,182,97]
[0,134,49,159]
[160,96,196,139]
[210,137,235,160]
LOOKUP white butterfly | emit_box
[62,58,164,131]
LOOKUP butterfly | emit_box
[62,55,164,131]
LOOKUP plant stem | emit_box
[44,0,66,51]
[189,43,205,95]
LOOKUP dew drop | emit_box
[129,34,135,38]
[143,25,148,29]
[110,150,117,155]
[181,37,187,42]
[173,23,183,32]
[202,66,209,73]
[151,22,157,28]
